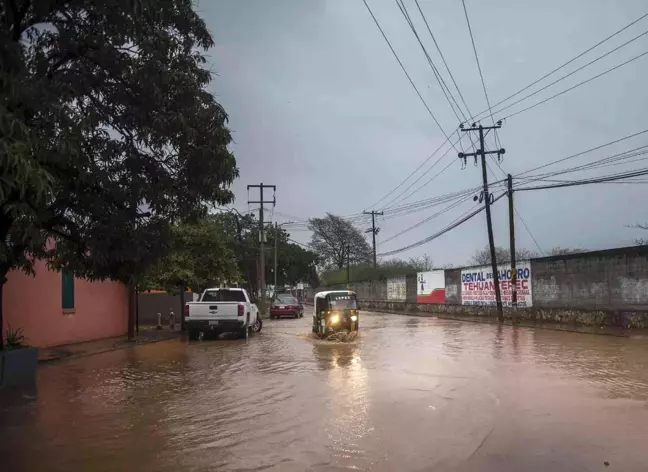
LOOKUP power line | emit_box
[516,167,648,191]
[381,193,475,244]
[515,128,648,177]
[490,28,648,119]
[518,145,648,183]
[383,128,493,209]
[395,0,467,123]
[518,167,648,191]
[376,165,648,257]
[382,155,456,209]
[414,0,473,120]
[381,184,485,218]
[361,0,456,148]
[365,133,456,209]
[471,12,648,121]
[378,191,507,257]
[461,0,497,132]
[513,205,545,256]
[287,237,311,249]
[500,50,648,121]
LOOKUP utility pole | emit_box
[247,183,276,308]
[507,174,517,323]
[346,242,351,288]
[274,222,278,297]
[363,210,383,269]
[459,122,506,322]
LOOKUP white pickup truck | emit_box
[184,288,262,340]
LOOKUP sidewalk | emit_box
[38,326,182,363]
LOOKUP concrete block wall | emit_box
[444,268,462,305]
[311,245,648,326]
[406,274,417,303]
[531,246,648,311]
[138,292,193,326]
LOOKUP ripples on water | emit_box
[2,314,648,471]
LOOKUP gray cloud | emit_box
[199,0,648,266]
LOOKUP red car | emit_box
[270,295,304,319]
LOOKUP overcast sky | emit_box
[197,0,648,267]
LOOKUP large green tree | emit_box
[146,218,240,294]
[309,214,372,270]
[0,1,237,341]
[268,225,319,288]
[211,212,319,295]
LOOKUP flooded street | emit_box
[2,313,648,471]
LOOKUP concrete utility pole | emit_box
[247,183,276,306]
[507,174,518,323]
[346,242,351,288]
[274,222,278,297]
[272,221,294,298]
[363,210,383,269]
[459,122,506,322]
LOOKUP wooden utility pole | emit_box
[459,123,506,322]
[507,174,518,323]
[363,210,383,269]
[247,183,276,307]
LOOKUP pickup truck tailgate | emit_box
[187,302,241,320]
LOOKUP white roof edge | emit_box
[314,290,356,298]
[204,287,244,291]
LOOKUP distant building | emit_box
[3,259,128,348]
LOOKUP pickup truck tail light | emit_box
[237,303,244,317]
[184,303,189,318]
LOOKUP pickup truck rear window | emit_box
[201,290,246,302]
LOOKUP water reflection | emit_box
[530,328,648,400]
[404,317,421,337]
[492,324,504,360]
[2,315,648,471]
[318,341,372,470]
[441,323,465,357]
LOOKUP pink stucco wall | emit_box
[3,259,128,348]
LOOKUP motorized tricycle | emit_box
[312,290,359,338]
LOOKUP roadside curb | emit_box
[38,332,183,364]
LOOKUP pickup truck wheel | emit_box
[251,317,263,333]
[188,329,198,341]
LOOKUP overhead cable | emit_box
[414,0,474,120]
[378,191,507,256]
[395,0,467,123]
[471,11,648,121]
[381,193,475,244]
[461,0,496,127]
[500,50,648,120]
[361,0,456,149]
[491,28,648,119]
[515,128,648,177]
[515,167,648,191]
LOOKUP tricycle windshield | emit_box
[327,293,357,310]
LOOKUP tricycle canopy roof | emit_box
[314,290,356,299]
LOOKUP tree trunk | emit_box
[135,287,139,334]
[128,277,135,341]
[179,288,185,332]
[0,274,5,351]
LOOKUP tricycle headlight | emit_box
[351,315,358,322]
[330,314,340,324]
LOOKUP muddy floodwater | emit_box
[3,313,648,471]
